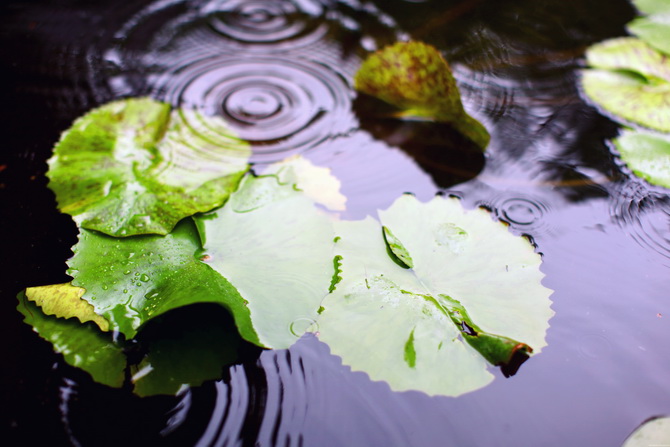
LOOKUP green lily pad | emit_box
[581,37,670,132]
[354,41,490,149]
[68,218,259,343]
[628,13,670,55]
[316,195,553,397]
[622,416,670,447]
[47,97,250,237]
[17,292,126,388]
[632,0,670,15]
[614,130,670,188]
[195,173,335,349]
[25,283,109,331]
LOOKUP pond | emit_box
[3,0,670,446]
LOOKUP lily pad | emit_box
[628,12,670,55]
[354,41,490,149]
[581,37,670,132]
[68,218,259,343]
[17,292,126,388]
[614,130,670,188]
[632,0,670,15]
[316,195,553,396]
[47,97,250,237]
[195,173,335,349]
[622,416,670,447]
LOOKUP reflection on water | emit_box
[5,0,670,446]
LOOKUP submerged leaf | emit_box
[131,305,241,397]
[68,218,259,343]
[581,37,670,132]
[25,283,109,331]
[317,195,553,396]
[47,98,250,237]
[354,41,490,149]
[614,130,670,188]
[195,174,335,349]
[17,292,125,387]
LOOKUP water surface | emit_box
[3,0,669,446]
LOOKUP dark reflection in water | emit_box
[4,0,670,446]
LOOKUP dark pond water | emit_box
[3,0,670,445]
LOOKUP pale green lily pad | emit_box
[354,41,490,149]
[316,195,553,397]
[195,173,335,349]
[25,283,109,331]
[581,37,670,132]
[614,130,670,188]
[632,0,670,15]
[628,13,670,55]
[17,292,126,388]
[622,417,670,447]
[47,97,250,237]
[68,218,259,343]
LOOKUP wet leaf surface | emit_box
[316,195,553,396]
[581,38,670,133]
[47,98,250,237]
[615,130,670,188]
[195,173,336,349]
[68,217,258,342]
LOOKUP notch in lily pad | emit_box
[354,41,490,149]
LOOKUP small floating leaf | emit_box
[261,155,347,211]
[440,294,533,368]
[17,292,125,387]
[614,130,670,188]
[354,41,490,149]
[622,416,670,447]
[195,174,335,349]
[382,225,414,269]
[25,283,109,331]
[580,37,670,132]
[47,97,250,237]
[316,195,553,396]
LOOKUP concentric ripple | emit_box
[476,193,554,240]
[610,184,670,266]
[99,0,379,162]
[203,0,329,48]
[153,57,354,161]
